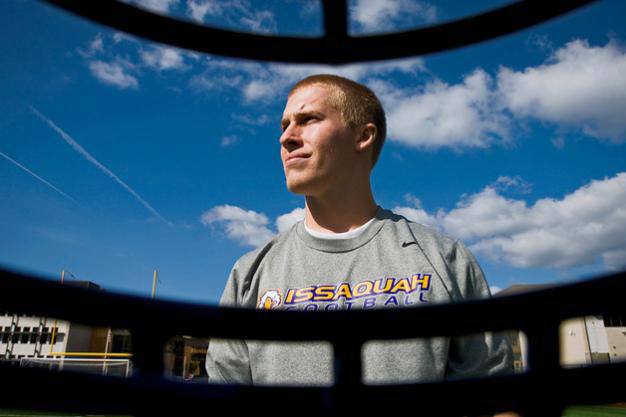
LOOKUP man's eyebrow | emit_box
[281,110,324,127]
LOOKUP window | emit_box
[603,315,626,328]
[21,329,30,344]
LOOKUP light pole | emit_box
[151,269,158,299]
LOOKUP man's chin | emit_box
[286,182,308,195]
[286,179,316,196]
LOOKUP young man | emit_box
[205,74,512,387]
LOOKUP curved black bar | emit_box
[41,0,597,64]
[3,358,626,416]
[1,266,624,341]
[1,266,625,416]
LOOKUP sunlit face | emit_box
[280,85,358,196]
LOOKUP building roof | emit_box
[495,283,556,297]
[64,280,101,290]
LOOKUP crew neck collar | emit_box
[296,206,387,252]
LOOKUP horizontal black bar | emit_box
[2,360,625,416]
[40,0,597,64]
[0,266,624,341]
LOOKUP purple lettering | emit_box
[363,298,376,309]
[384,296,399,306]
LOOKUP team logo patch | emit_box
[258,289,282,310]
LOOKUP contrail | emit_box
[30,106,172,226]
[0,150,76,203]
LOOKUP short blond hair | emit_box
[289,74,387,167]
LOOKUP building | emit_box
[0,280,132,372]
[496,284,626,370]
[164,335,209,379]
[0,277,202,379]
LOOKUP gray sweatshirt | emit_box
[206,207,512,386]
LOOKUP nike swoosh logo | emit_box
[402,241,417,247]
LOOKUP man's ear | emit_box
[355,123,377,154]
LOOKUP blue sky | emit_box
[1,0,625,303]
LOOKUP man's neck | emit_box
[304,183,378,233]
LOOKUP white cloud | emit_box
[140,46,187,71]
[392,194,438,229]
[526,34,554,53]
[89,34,104,54]
[603,248,626,271]
[77,34,105,58]
[125,0,179,13]
[351,0,437,33]
[113,32,134,44]
[243,80,276,102]
[394,173,626,270]
[276,208,305,233]
[201,205,305,246]
[187,0,222,22]
[185,0,276,33]
[392,206,439,229]
[239,10,276,34]
[490,285,502,295]
[498,39,626,142]
[201,205,274,247]
[232,113,271,126]
[220,135,239,147]
[491,176,533,195]
[293,38,625,151]
[88,60,138,89]
[256,38,622,151]
[236,57,426,103]
[385,70,510,149]
[204,173,626,268]
[439,187,534,241]
[189,53,425,102]
[189,71,244,93]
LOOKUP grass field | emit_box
[564,405,626,417]
[0,411,129,417]
[2,406,626,417]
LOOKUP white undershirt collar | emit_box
[304,216,376,240]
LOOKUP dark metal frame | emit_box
[1,267,625,416]
[6,1,621,416]
[42,0,597,64]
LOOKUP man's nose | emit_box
[280,125,303,149]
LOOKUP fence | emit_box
[1,267,625,416]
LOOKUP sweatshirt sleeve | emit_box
[205,262,253,385]
[445,241,514,379]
